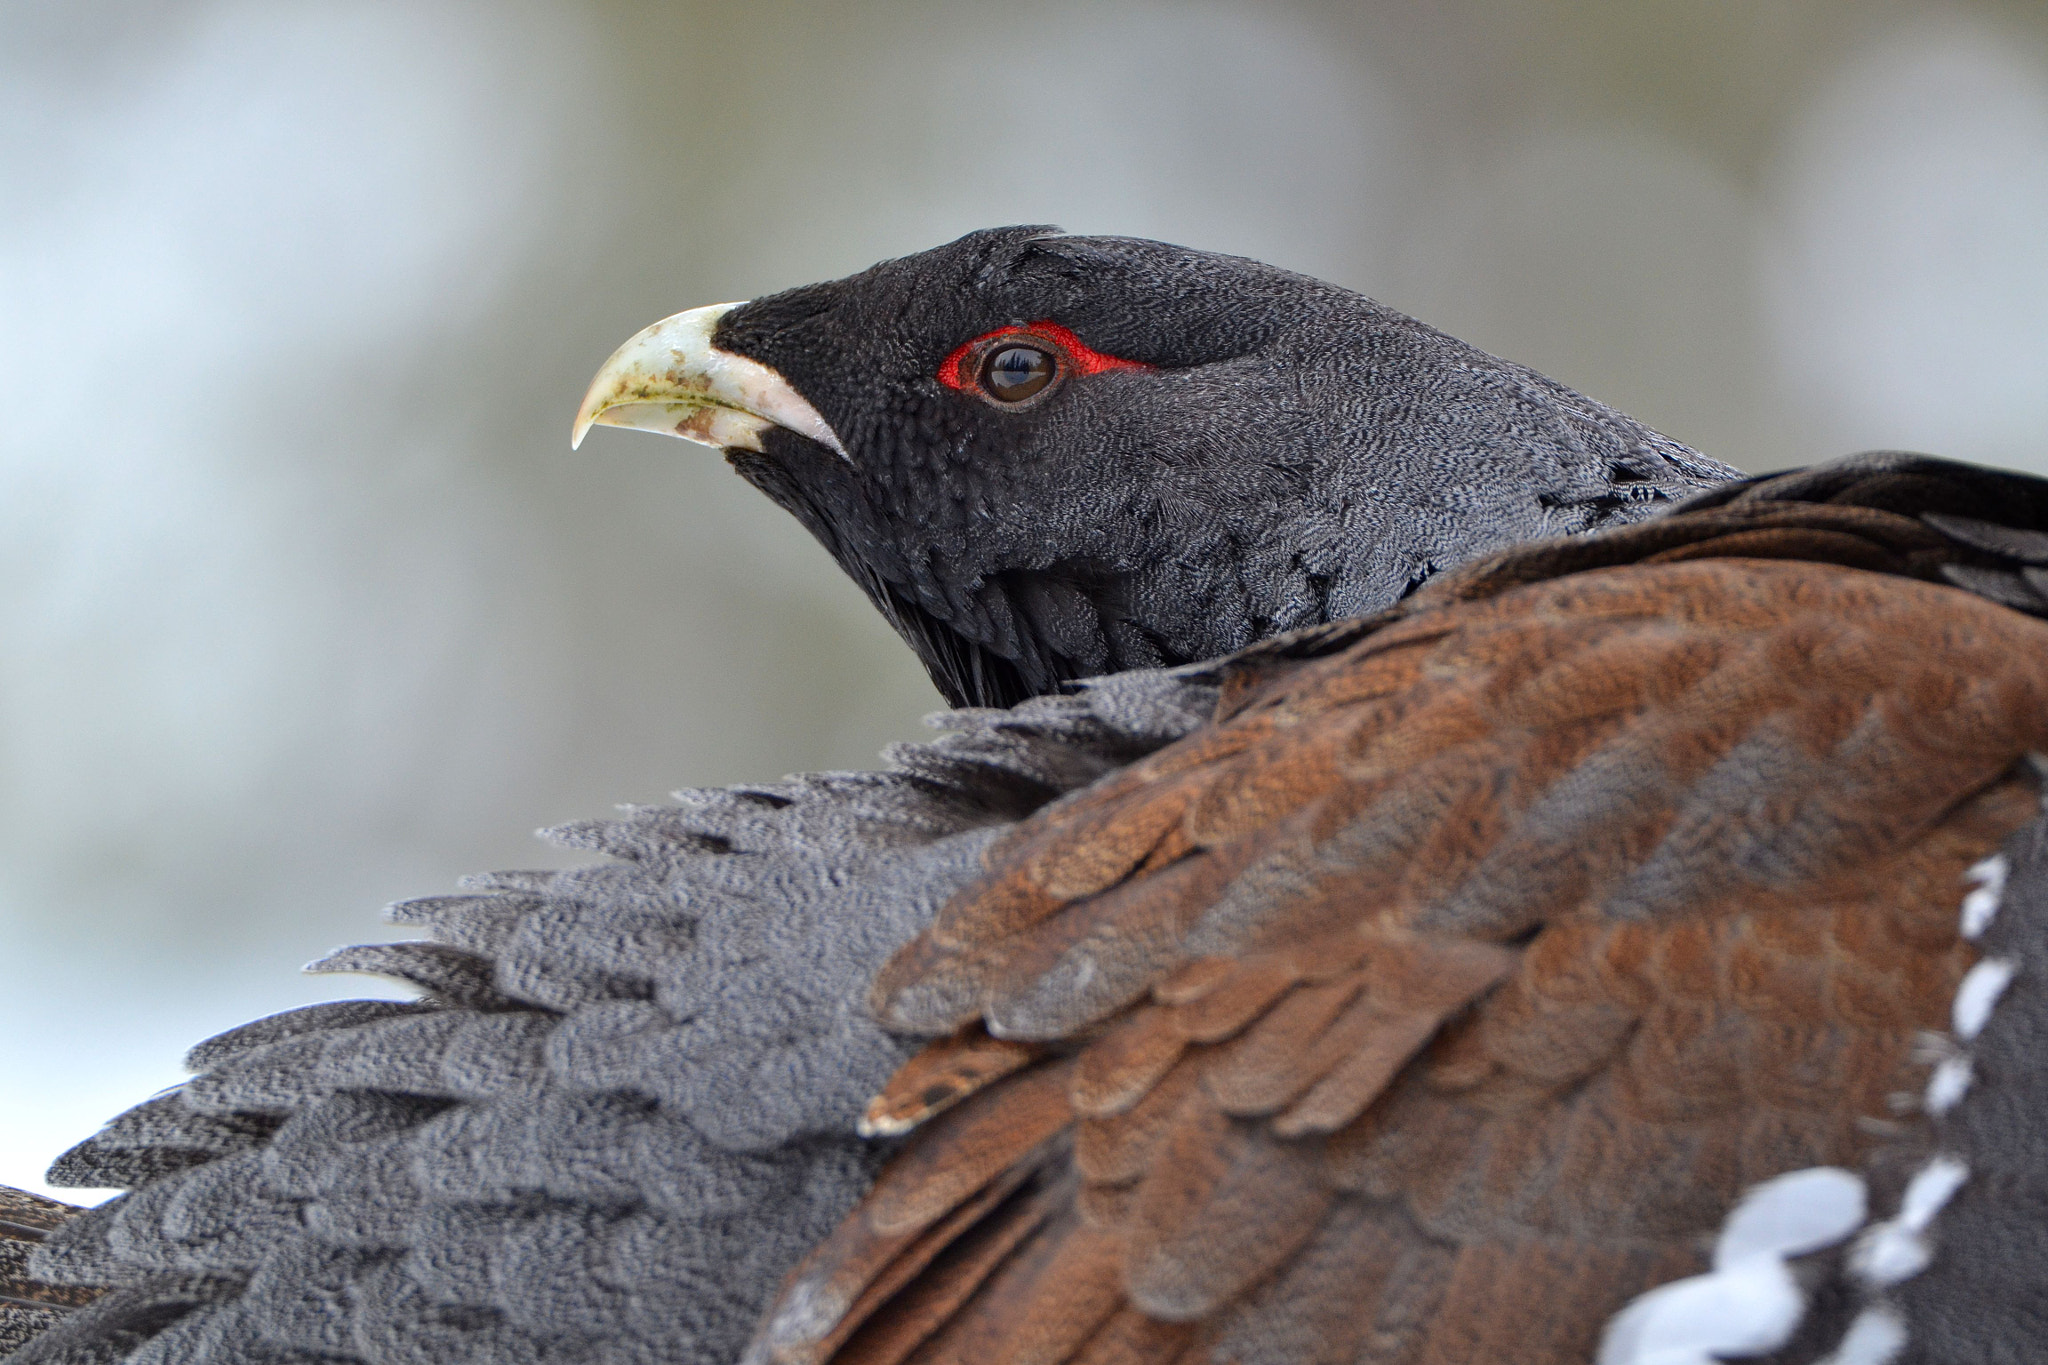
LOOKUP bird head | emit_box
[576,226,1737,708]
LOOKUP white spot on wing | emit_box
[1852,1222,1933,1286]
[1600,1168,1866,1365]
[1960,854,2007,939]
[1715,1167,1869,1267]
[1924,1054,1973,1114]
[1851,1155,1970,1288]
[1898,1154,1969,1230]
[1952,958,2016,1039]
[1819,1305,1907,1365]
[1597,1258,1804,1365]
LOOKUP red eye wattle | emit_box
[937,321,1152,397]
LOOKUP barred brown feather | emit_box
[754,503,2048,1365]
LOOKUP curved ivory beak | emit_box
[571,301,847,459]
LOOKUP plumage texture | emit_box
[2,1191,95,1356]
[14,211,2048,1365]
[8,678,1216,1364]
[1875,819,2048,1360]
[751,474,2048,1365]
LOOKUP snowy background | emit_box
[3,0,2045,1198]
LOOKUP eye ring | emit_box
[937,321,1151,406]
[979,344,1059,404]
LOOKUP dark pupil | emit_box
[982,345,1055,401]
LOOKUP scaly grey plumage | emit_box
[12,676,1214,1364]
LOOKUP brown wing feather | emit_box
[759,523,2048,1365]
[752,1064,1077,1364]
[861,1026,1046,1138]
[832,1170,1071,1365]
[921,1212,1125,1365]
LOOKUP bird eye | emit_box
[980,345,1056,403]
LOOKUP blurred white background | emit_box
[3,0,2045,1198]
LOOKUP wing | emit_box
[5,677,1217,1364]
[751,468,2048,1365]
[1,1190,95,1355]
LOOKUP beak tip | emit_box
[571,377,610,450]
